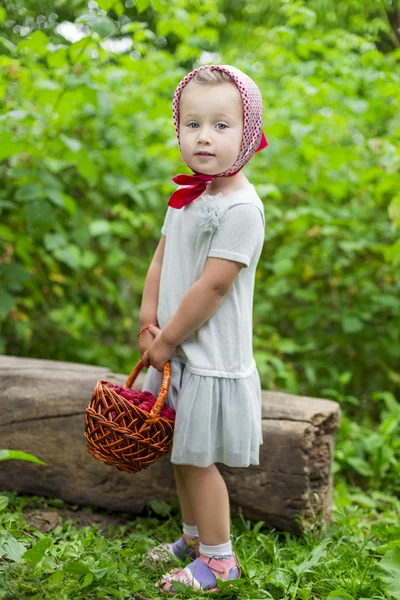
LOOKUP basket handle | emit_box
[124,359,171,419]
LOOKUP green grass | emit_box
[0,478,399,599]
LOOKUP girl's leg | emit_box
[173,464,197,526]
[176,464,230,546]
[141,465,200,568]
[157,464,240,593]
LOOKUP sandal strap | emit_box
[199,554,239,576]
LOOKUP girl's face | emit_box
[178,81,243,175]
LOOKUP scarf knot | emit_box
[168,173,215,209]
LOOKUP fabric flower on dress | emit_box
[195,194,224,234]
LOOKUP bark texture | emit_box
[0,355,341,533]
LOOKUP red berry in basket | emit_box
[165,408,176,421]
[139,402,151,412]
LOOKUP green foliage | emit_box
[0,0,399,493]
[334,391,400,494]
[0,449,47,464]
[0,487,399,598]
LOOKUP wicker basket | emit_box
[85,359,172,474]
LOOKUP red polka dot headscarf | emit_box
[168,64,268,209]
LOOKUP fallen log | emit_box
[0,355,341,533]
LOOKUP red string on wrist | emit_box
[137,323,159,337]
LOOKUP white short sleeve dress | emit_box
[141,184,265,468]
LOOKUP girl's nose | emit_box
[197,126,212,143]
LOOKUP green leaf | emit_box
[291,544,326,576]
[89,220,111,237]
[25,200,56,237]
[0,7,6,21]
[327,592,355,600]
[113,2,125,16]
[151,0,168,13]
[157,19,191,39]
[44,233,67,251]
[60,134,82,153]
[103,174,145,205]
[135,0,150,13]
[45,188,65,208]
[148,498,171,517]
[0,531,27,563]
[53,245,81,270]
[63,561,90,577]
[76,13,118,37]
[0,495,9,511]
[0,288,15,319]
[15,183,44,202]
[0,109,29,122]
[347,457,374,477]
[0,35,15,53]
[23,537,53,568]
[0,450,47,465]
[388,195,400,224]
[0,263,31,292]
[91,567,108,580]
[376,548,400,600]
[16,30,49,56]
[290,122,314,139]
[97,0,117,10]
[0,139,25,159]
[341,315,363,333]
[121,21,147,33]
[47,569,64,587]
[82,571,94,588]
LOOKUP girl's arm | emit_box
[160,257,243,347]
[139,235,166,327]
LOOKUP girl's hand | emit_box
[138,327,157,360]
[142,325,177,373]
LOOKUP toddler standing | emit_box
[138,64,268,594]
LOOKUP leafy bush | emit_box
[0,0,399,490]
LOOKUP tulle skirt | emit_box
[141,359,263,468]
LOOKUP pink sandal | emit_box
[156,552,241,595]
[141,533,200,569]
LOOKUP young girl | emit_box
[137,64,268,594]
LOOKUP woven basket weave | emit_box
[85,359,172,474]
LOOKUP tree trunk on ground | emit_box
[0,355,341,533]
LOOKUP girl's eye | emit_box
[187,123,228,130]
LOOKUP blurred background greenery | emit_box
[0,0,399,494]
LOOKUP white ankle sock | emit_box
[199,540,233,558]
[182,522,199,538]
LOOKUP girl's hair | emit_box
[193,69,234,86]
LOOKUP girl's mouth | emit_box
[195,152,215,158]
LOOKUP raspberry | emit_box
[164,408,176,422]
[120,389,135,401]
